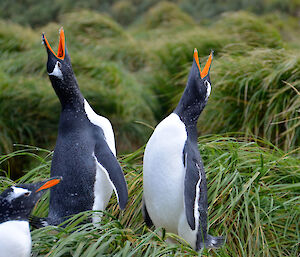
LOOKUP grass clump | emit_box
[201,49,300,151]
[1,136,299,256]
[199,135,299,256]
[0,72,58,175]
[111,0,137,25]
[60,10,129,44]
[142,1,197,30]
[0,20,37,53]
[214,11,283,49]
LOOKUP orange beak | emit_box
[42,28,65,60]
[193,48,213,79]
[36,177,62,192]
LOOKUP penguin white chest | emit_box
[84,99,116,155]
[143,113,187,232]
[0,220,31,257]
[92,155,114,223]
[84,98,121,223]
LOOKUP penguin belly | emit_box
[143,113,198,248]
[143,114,187,232]
[92,156,114,223]
[0,221,31,257]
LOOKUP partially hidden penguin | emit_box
[41,28,128,225]
[142,49,224,250]
[0,177,61,257]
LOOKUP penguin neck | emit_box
[0,215,27,224]
[174,87,207,142]
[0,203,27,223]
[51,78,85,111]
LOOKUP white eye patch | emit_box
[7,187,31,202]
[48,61,63,79]
[204,80,211,100]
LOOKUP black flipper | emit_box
[29,215,49,228]
[93,128,128,210]
[142,197,153,227]
[184,141,224,250]
[183,141,203,231]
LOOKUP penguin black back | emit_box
[42,29,128,225]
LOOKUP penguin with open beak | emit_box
[0,177,61,257]
[42,29,128,225]
[143,49,224,250]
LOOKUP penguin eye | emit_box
[204,80,211,100]
[204,80,210,88]
[24,192,31,197]
[57,61,62,69]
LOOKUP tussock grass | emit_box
[0,7,299,170]
[2,0,299,27]
[201,49,300,151]
[1,136,299,256]
[0,20,37,53]
[61,10,129,43]
[141,1,197,30]
[214,11,283,49]
[0,72,58,174]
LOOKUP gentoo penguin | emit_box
[0,177,61,257]
[143,49,224,250]
[42,28,128,225]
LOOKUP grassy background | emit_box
[0,0,299,256]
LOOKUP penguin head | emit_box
[175,49,213,123]
[0,177,62,222]
[188,48,213,103]
[42,28,75,88]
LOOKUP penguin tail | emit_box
[205,234,225,249]
[29,215,49,228]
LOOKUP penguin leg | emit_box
[201,234,225,249]
[142,197,153,227]
[29,215,49,228]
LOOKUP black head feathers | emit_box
[0,177,61,223]
[174,49,214,126]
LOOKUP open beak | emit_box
[193,48,213,79]
[42,28,65,60]
[36,176,62,192]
